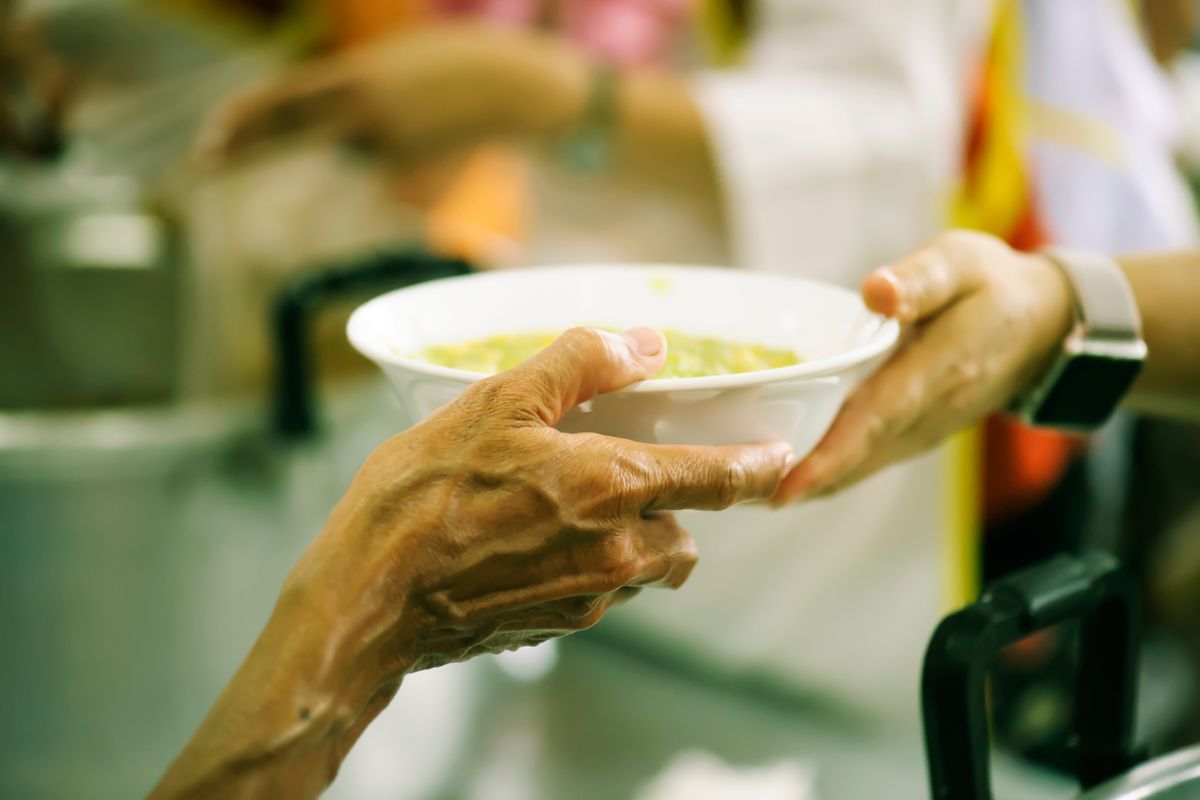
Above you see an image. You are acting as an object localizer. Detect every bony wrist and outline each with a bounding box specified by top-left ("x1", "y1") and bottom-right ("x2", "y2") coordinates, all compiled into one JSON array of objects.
[
  {"x1": 271, "y1": 535, "x2": 421, "y2": 690},
  {"x1": 258, "y1": 580, "x2": 419, "y2": 740}
]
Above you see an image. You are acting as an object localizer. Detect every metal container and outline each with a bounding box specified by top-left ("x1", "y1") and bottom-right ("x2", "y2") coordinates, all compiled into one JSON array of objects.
[
  {"x1": 0, "y1": 165, "x2": 180, "y2": 409},
  {"x1": 0, "y1": 250, "x2": 469, "y2": 799}
]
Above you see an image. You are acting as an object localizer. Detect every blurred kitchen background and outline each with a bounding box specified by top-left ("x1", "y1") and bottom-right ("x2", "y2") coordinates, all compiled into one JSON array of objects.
[{"x1": 5, "y1": 1, "x2": 1200, "y2": 798}]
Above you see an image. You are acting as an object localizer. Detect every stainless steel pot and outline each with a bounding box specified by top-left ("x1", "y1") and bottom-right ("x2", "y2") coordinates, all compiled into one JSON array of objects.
[
  {"x1": 0, "y1": 400, "x2": 337, "y2": 798},
  {"x1": 0, "y1": 165, "x2": 180, "y2": 409},
  {"x1": 0, "y1": 250, "x2": 470, "y2": 799},
  {"x1": 921, "y1": 552, "x2": 1200, "y2": 799}
]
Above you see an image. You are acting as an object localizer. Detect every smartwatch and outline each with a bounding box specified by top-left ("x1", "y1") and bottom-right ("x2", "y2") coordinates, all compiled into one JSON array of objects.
[{"x1": 1010, "y1": 247, "x2": 1147, "y2": 431}]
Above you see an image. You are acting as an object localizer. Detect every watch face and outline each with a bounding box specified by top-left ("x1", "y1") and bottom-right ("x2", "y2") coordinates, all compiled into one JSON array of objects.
[{"x1": 1032, "y1": 352, "x2": 1144, "y2": 429}]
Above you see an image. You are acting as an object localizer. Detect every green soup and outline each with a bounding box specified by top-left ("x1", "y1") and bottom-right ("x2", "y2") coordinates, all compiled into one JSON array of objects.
[{"x1": 418, "y1": 330, "x2": 801, "y2": 378}]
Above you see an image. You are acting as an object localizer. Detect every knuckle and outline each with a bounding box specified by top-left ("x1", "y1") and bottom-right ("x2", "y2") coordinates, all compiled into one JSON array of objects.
[
  {"x1": 862, "y1": 412, "x2": 889, "y2": 448},
  {"x1": 678, "y1": 533, "x2": 700, "y2": 564},
  {"x1": 474, "y1": 373, "x2": 536, "y2": 423},
  {"x1": 870, "y1": 376, "x2": 924, "y2": 443},
  {"x1": 461, "y1": 375, "x2": 509, "y2": 412},
  {"x1": 606, "y1": 560, "x2": 639, "y2": 589},
  {"x1": 573, "y1": 442, "x2": 656, "y2": 518},
  {"x1": 563, "y1": 327, "x2": 612, "y2": 363},
  {"x1": 897, "y1": 376, "x2": 927, "y2": 422},
  {"x1": 613, "y1": 448, "x2": 658, "y2": 503},
  {"x1": 663, "y1": 546, "x2": 700, "y2": 589},
  {"x1": 942, "y1": 360, "x2": 984, "y2": 414},
  {"x1": 714, "y1": 458, "x2": 747, "y2": 508},
  {"x1": 597, "y1": 538, "x2": 640, "y2": 587}
]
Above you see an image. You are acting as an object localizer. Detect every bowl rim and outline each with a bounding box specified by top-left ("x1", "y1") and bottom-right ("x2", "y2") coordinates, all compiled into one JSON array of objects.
[{"x1": 347, "y1": 264, "x2": 900, "y2": 393}]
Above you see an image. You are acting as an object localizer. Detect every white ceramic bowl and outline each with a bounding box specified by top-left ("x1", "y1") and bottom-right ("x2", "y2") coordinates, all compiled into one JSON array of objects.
[{"x1": 348, "y1": 264, "x2": 898, "y2": 460}]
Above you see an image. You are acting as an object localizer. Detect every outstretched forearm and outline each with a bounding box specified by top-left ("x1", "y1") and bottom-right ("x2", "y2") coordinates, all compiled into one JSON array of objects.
[
  {"x1": 612, "y1": 68, "x2": 723, "y2": 201},
  {"x1": 149, "y1": 527, "x2": 419, "y2": 799},
  {"x1": 1118, "y1": 251, "x2": 1200, "y2": 418},
  {"x1": 150, "y1": 327, "x2": 792, "y2": 797}
]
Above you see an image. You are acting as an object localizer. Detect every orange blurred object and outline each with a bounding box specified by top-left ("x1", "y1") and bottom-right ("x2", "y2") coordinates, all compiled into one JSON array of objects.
[
  {"x1": 425, "y1": 143, "x2": 529, "y2": 265},
  {"x1": 324, "y1": 0, "x2": 427, "y2": 46},
  {"x1": 322, "y1": 0, "x2": 529, "y2": 267}
]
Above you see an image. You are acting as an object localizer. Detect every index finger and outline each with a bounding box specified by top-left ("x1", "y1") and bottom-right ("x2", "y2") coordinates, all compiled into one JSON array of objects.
[{"x1": 632, "y1": 439, "x2": 796, "y2": 511}]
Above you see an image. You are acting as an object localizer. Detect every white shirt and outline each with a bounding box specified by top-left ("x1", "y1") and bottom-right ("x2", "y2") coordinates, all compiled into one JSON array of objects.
[{"x1": 522, "y1": 0, "x2": 978, "y2": 725}]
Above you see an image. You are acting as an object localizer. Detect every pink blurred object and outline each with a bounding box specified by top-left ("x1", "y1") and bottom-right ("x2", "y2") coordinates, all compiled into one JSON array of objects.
[
  {"x1": 429, "y1": 0, "x2": 693, "y2": 65},
  {"x1": 561, "y1": 0, "x2": 692, "y2": 65}
]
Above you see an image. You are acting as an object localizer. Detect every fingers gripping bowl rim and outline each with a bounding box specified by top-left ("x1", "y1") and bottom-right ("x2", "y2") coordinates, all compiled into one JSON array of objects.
[
  {"x1": 347, "y1": 264, "x2": 899, "y2": 457},
  {"x1": 348, "y1": 265, "x2": 900, "y2": 390}
]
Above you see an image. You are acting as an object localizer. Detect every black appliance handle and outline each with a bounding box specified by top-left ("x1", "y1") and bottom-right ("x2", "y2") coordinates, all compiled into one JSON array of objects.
[
  {"x1": 272, "y1": 248, "x2": 472, "y2": 439},
  {"x1": 922, "y1": 551, "x2": 1142, "y2": 799}
]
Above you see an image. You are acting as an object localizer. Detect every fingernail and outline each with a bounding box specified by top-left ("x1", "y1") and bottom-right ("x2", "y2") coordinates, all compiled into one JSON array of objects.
[
  {"x1": 620, "y1": 327, "x2": 664, "y2": 358},
  {"x1": 775, "y1": 454, "x2": 825, "y2": 507},
  {"x1": 772, "y1": 485, "x2": 810, "y2": 509},
  {"x1": 870, "y1": 267, "x2": 909, "y2": 319}
]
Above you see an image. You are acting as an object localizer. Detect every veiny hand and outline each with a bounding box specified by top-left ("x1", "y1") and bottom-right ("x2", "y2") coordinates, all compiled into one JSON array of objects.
[
  {"x1": 152, "y1": 326, "x2": 793, "y2": 799},
  {"x1": 194, "y1": 24, "x2": 585, "y2": 168},
  {"x1": 322, "y1": 326, "x2": 793, "y2": 670},
  {"x1": 773, "y1": 230, "x2": 1075, "y2": 505}
]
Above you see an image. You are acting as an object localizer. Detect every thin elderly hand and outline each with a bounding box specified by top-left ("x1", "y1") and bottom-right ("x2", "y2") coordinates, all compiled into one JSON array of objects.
[
  {"x1": 152, "y1": 326, "x2": 792, "y2": 800},
  {"x1": 339, "y1": 326, "x2": 793, "y2": 668},
  {"x1": 773, "y1": 230, "x2": 1075, "y2": 504}
]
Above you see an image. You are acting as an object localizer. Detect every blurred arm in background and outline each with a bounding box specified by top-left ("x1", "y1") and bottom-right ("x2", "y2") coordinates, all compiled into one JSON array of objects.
[
  {"x1": 774, "y1": 231, "x2": 1200, "y2": 505},
  {"x1": 194, "y1": 0, "x2": 961, "y2": 276},
  {"x1": 149, "y1": 327, "x2": 793, "y2": 799},
  {"x1": 194, "y1": 23, "x2": 722, "y2": 202}
]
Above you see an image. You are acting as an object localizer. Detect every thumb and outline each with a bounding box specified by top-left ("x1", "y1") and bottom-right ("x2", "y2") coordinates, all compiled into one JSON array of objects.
[
  {"x1": 502, "y1": 327, "x2": 666, "y2": 425},
  {"x1": 861, "y1": 233, "x2": 987, "y2": 324}
]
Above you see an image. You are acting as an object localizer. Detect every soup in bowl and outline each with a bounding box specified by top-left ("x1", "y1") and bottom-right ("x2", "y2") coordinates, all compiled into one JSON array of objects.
[
  {"x1": 348, "y1": 264, "x2": 898, "y2": 460},
  {"x1": 418, "y1": 329, "x2": 802, "y2": 378}
]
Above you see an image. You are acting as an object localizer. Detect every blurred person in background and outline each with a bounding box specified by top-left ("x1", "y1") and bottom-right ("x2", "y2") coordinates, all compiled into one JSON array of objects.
[
  {"x1": 3, "y1": 0, "x2": 1194, "y2": 795},
  {"x1": 196, "y1": 0, "x2": 974, "y2": 736},
  {"x1": 194, "y1": 0, "x2": 1199, "y2": 735}
]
